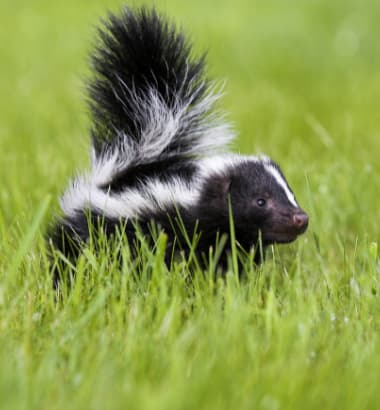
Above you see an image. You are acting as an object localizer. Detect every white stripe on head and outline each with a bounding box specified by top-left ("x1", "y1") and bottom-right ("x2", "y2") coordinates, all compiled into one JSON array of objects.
[
  {"x1": 263, "y1": 163, "x2": 298, "y2": 208},
  {"x1": 198, "y1": 154, "x2": 299, "y2": 208}
]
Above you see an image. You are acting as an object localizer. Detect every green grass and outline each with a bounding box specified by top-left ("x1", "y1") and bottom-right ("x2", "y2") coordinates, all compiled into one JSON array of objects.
[{"x1": 1, "y1": 0, "x2": 380, "y2": 409}]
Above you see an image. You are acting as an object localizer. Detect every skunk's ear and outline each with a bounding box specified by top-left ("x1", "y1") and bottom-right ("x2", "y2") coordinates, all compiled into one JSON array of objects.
[{"x1": 201, "y1": 174, "x2": 232, "y2": 204}]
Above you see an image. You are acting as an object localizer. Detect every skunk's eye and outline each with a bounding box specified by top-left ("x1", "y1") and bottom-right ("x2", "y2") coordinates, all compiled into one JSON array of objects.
[{"x1": 256, "y1": 198, "x2": 266, "y2": 207}]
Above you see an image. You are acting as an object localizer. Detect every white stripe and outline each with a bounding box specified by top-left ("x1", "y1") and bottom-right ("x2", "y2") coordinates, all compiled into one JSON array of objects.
[
  {"x1": 197, "y1": 154, "x2": 258, "y2": 178},
  {"x1": 94, "y1": 85, "x2": 235, "y2": 172},
  {"x1": 264, "y1": 164, "x2": 298, "y2": 207},
  {"x1": 60, "y1": 175, "x2": 200, "y2": 219}
]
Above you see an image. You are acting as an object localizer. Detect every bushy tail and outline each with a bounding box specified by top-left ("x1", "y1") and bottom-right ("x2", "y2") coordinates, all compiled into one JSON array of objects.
[{"x1": 88, "y1": 7, "x2": 234, "y2": 168}]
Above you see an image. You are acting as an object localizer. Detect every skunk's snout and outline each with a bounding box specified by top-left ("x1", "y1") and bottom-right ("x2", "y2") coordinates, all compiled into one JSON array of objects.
[{"x1": 292, "y1": 211, "x2": 308, "y2": 232}]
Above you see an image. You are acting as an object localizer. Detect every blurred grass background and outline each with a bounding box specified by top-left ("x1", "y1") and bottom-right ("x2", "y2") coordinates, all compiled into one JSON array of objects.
[{"x1": 0, "y1": 0, "x2": 380, "y2": 409}]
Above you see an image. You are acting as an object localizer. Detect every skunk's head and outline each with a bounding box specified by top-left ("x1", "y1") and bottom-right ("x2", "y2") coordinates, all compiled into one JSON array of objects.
[
  {"x1": 198, "y1": 156, "x2": 308, "y2": 248},
  {"x1": 230, "y1": 157, "x2": 308, "y2": 245}
]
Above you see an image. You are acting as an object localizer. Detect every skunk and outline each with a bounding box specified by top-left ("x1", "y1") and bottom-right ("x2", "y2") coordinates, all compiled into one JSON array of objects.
[{"x1": 49, "y1": 6, "x2": 308, "y2": 279}]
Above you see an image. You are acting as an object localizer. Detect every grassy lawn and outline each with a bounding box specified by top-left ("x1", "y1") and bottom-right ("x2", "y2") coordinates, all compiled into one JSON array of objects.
[{"x1": 1, "y1": 0, "x2": 380, "y2": 409}]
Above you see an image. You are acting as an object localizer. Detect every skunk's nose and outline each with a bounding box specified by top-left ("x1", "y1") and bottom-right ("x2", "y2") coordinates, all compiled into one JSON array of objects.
[{"x1": 293, "y1": 212, "x2": 309, "y2": 230}]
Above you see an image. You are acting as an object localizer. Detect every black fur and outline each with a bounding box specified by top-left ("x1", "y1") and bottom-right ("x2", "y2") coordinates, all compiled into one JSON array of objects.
[{"x1": 100, "y1": 157, "x2": 198, "y2": 192}]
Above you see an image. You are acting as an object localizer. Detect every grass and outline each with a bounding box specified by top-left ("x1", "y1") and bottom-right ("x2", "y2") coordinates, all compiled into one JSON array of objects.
[{"x1": 1, "y1": 0, "x2": 380, "y2": 409}]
